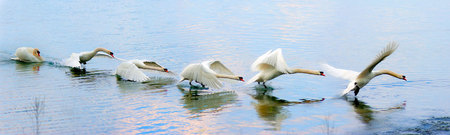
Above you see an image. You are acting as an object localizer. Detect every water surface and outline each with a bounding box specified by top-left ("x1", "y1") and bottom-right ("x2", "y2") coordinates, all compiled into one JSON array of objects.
[{"x1": 1, "y1": 0, "x2": 449, "y2": 134}]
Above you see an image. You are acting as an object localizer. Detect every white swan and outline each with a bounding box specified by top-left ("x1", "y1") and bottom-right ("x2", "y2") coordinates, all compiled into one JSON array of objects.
[
  {"x1": 11, "y1": 47, "x2": 44, "y2": 62},
  {"x1": 64, "y1": 47, "x2": 114, "y2": 68},
  {"x1": 115, "y1": 59, "x2": 169, "y2": 82},
  {"x1": 322, "y1": 42, "x2": 407, "y2": 96},
  {"x1": 179, "y1": 60, "x2": 244, "y2": 89},
  {"x1": 247, "y1": 48, "x2": 325, "y2": 88}
]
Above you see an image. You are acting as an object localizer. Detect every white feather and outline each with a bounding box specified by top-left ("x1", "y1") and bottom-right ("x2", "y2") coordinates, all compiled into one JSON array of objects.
[
  {"x1": 180, "y1": 63, "x2": 223, "y2": 89},
  {"x1": 203, "y1": 60, "x2": 235, "y2": 75},
  {"x1": 321, "y1": 63, "x2": 359, "y2": 81},
  {"x1": 12, "y1": 47, "x2": 43, "y2": 62},
  {"x1": 324, "y1": 42, "x2": 402, "y2": 96},
  {"x1": 64, "y1": 53, "x2": 82, "y2": 68},
  {"x1": 115, "y1": 59, "x2": 169, "y2": 82},
  {"x1": 115, "y1": 61, "x2": 150, "y2": 82},
  {"x1": 251, "y1": 48, "x2": 290, "y2": 73}
]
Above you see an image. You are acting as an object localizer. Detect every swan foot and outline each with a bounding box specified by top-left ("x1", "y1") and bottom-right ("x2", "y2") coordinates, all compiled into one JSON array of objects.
[
  {"x1": 263, "y1": 82, "x2": 267, "y2": 88},
  {"x1": 354, "y1": 86, "x2": 360, "y2": 96}
]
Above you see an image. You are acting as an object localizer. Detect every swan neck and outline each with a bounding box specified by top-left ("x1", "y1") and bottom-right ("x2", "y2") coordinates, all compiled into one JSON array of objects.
[
  {"x1": 290, "y1": 68, "x2": 320, "y2": 75},
  {"x1": 376, "y1": 69, "x2": 403, "y2": 79},
  {"x1": 215, "y1": 74, "x2": 239, "y2": 80}
]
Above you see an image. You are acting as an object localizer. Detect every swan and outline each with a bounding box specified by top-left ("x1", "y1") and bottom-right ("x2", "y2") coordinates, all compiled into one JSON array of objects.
[
  {"x1": 64, "y1": 47, "x2": 114, "y2": 68},
  {"x1": 247, "y1": 48, "x2": 325, "y2": 88},
  {"x1": 322, "y1": 42, "x2": 407, "y2": 96},
  {"x1": 179, "y1": 60, "x2": 244, "y2": 89},
  {"x1": 11, "y1": 47, "x2": 44, "y2": 62},
  {"x1": 115, "y1": 58, "x2": 169, "y2": 82}
]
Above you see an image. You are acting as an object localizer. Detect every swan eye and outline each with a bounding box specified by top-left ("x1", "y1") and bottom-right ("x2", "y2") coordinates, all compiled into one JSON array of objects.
[
  {"x1": 37, "y1": 51, "x2": 40, "y2": 54},
  {"x1": 354, "y1": 82, "x2": 358, "y2": 85},
  {"x1": 163, "y1": 68, "x2": 168, "y2": 72},
  {"x1": 238, "y1": 77, "x2": 243, "y2": 80},
  {"x1": 109, "y1": 52, "x2": 114, "y2": 55}
]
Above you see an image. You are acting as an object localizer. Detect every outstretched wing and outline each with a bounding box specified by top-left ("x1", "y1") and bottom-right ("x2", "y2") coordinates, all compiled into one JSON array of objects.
[
  {"x1": 322, "y1": 63, "x2": 359, "y2": 81},
  {"x1": 358, "y1": 42, "x2": 399, "y2": 78},
  {"x1": 64, "y1": 53, "x2": 81, "y2": 68},
  {"x1": 115, "y1": 61, "x2": 149, "y2": 82},
  {"x1": 143, "y1": 61, "x2": 164, "y2": 68},
  {"x1": 203, "y1": 61, "x2": 235, "y2": 75},
  {"x1": 251, "y1": 48, "x2": 290, "y2": 73},
  {"x1": 180, "y1": 64, "x2": 222, "y2": 89}
]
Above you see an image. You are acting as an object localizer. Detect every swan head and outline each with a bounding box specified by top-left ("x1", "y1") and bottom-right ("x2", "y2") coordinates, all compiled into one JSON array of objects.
[
  {"x1": 163, "y1": 68, "x2": 168, "y2": 72},
  {"x1": 109, "y1": 52, "x2": 115, "y2": 58},
  {"x1": 238, "y1": 76, "x2": 245, "y2": 82},
  {"x1": 319, "y1": 71, "x2": 325, "y2": 76},
  {"x1": 402, "y1": 75, "x2": 407, "y2": 81},
  {"x1": 33, "y1": 48, "x2": 41, "y2": 57}
]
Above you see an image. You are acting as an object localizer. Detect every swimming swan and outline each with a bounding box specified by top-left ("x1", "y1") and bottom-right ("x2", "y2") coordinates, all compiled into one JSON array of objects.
[
  {"x1": 322, "y1": 42, "x2": 407, "y2": 96},
  {"x1": 179, "y1": 60, "x2": 244, "y2": 89},
  {"x1": 247, "y1": 48, "x2": 325, "y2": 88},
  {"x1": 11, "y1": 47, "x2": 44, "y2": 62}
]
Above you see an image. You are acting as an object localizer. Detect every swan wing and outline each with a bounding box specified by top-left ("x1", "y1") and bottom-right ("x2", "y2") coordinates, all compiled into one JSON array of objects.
[
  {"x1": 321, "y1": 63, "x2": 359, "y2": 81},
  {"x1": 115, "y1": 61, "x2": 149, "y2": 82},
  {"x1": 251, "y1": 48, "x2": 290, "y2": 73},
  {"x1": 143, "y1": 61, "x2": 164, "y2": 68},
  {"x1": 359, "y1": 42, "x2": 399, "y2": 78},
  {"x1": 94, "y1": 53, "x2": 114, "y2": 59},
  {"x1": 180, "y1": 64, "x2": 222, "y2": 89},
  {"x1": 204, "y1": 61, "x2": 235, "y2": 75},
  {"x1": 64, "y1": 53, "x2": 81, "y2": 68},
  {"x1": 341, "y1": 81, "x2": 357, "y2": 96}
]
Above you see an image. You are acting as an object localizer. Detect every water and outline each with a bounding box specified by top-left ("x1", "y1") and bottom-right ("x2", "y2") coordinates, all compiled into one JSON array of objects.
[{"x1": 1, "y1": 0, "x2": 450, "y2": 134}]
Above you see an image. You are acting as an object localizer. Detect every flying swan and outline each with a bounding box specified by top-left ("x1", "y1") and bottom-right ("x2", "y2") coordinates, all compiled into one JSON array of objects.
[
  {"x1": 247, "y1": 48, "x2": 325, "y2": 88},
  {"x1": 322, "y1": 42, "x2": 407, "y2": 96},
  {"x1": 115, "y1": 58, "x2": 169, "y2": 82},
  {"x1": 179, "y1": 60, "x2": 244, "y2": 89},
  {"x1": 64, "y1": 47, "x2": 114, "y2": 68}
]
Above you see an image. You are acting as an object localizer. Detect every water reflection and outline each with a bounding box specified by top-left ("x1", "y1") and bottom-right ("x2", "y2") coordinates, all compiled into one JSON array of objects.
[
  {"x1": 345, "y1": 97, "x2": 406, "y2": 125},
  {"x1": 15, "y1": 61, "x2": 42, "y2": 73},
  {"x1": 250, "y1": 88, "x2": 325, "y2": 130},
  {"x1": 345, "y1": 97, "x2": 374, "y2": 124},
  {"x1": 66, "y1": 69, "x2": 113, "y2": 84},
  {"x1": 177, "y1": 85, "x2": 238, "y2": 116},
  {"x1": 116, "y1": 77, "x2": 175, "y2": 93}
]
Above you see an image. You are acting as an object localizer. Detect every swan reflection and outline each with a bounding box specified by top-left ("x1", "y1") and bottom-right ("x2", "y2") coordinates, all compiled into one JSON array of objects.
[
  {"x1": 250, "y1": 89, "x2": 325, "y2": 130},
  {"x1": 177, "y1": 85, "x2": 238, "y2": 115},
  {"x1": 345, "y1": 97, "x2": 406, "y2": 124},
  {"x1": 116, "y1": 76, "x2": 175, "y2": 93},
  {"x1": 15, "y1": 61, "x2": 42, "y2": 73}
]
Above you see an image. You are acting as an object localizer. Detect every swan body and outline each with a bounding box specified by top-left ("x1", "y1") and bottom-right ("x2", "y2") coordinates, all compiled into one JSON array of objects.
[
  {"x1": 115, "y1": 59, "x2": 169, "y2": 82},
  {"x1": 11, "y1": 47, "x2": 44, "y2": 62},
  {"x1": 179, "y1": 60, "x2": 244, "y2": 89},
  {"x1": 247, "y1": 48, "x2": 325, "y2": 87},
  {"x1": 64, "y1": 47, "x2": 114, "y2": 68},
  {"x1": 322, "y1": 42, "x2": 407, "y2": 96}
]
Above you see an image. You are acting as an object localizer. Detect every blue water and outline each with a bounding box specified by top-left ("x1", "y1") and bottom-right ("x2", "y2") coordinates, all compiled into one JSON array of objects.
[{"x1": 1, "y1": 0, "x2": 449, "y2": 134}]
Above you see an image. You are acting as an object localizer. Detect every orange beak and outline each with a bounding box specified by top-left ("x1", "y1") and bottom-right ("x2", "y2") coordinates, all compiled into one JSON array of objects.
[{"x1": 240, "y1": 78, "x2": 245, "y2": 82}]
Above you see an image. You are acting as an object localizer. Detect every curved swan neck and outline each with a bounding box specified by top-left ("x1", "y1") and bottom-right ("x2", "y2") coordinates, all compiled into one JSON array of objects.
[
  {"x1": 375, "y1": 69, "x2": 403, "y2": 79},
  {"x1": 32, "y1": 49, "x2": 44, "y2": 61},
  {"x1": 94, "y1": 48, "x2": 111, "y2": 54},
  {"x1": 290, "y1": 68, "x2": 321, "y2": 75},
  {"x1": 83, "y1": 48, "x2": 111, "y2": 61}
]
